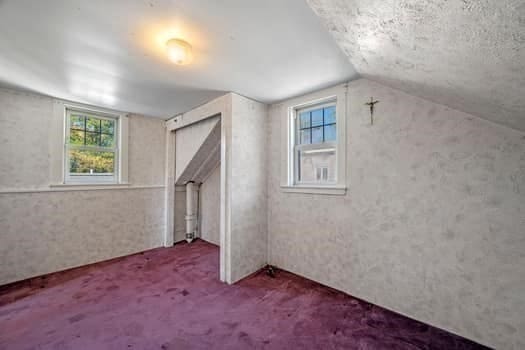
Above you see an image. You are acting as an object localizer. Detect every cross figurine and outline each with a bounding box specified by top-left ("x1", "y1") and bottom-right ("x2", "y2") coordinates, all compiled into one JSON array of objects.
[{"x1": 365, "y1": 97, "x2": 380, "y2": 125}]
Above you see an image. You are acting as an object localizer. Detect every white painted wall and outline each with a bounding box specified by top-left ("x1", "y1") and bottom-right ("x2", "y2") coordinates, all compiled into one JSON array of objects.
[
  {"x1": 200, "y1": 164, "x2": 221, "y2": 245},
  {"x1": 267, "y1": 79, "x2": 525, "y2": 350},
  {"x1": 0, "y1": 88, "x2": 166, "y2": 285}
]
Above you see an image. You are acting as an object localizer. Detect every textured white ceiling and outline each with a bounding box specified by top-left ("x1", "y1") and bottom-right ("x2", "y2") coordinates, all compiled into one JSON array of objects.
[
  {"x1": 0, "y1": 0, "x2": 356, "y2": 118},
  {"x1": 306, "y1": 0, "x2": 525, "y2": 131}
]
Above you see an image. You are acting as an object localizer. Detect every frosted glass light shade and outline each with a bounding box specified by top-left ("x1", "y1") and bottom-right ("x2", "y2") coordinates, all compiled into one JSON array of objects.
[{"x1": 166, "y1": 39, "x2": 192, "y2": 65}]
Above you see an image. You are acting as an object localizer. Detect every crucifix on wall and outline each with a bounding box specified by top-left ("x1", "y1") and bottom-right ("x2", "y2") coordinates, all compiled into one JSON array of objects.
[{"x1": 365, "y1": 97, "x2": 380, "y2": 125}]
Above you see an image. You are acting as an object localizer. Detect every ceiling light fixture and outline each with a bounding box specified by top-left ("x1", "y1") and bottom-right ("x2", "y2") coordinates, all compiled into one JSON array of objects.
[{"x1": 166, "y1": 38, "x2": 193, "y2": 65}]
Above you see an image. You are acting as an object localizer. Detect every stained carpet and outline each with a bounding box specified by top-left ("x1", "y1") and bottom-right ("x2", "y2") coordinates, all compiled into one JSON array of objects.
[{"x1": 0, "y1": 240, "x2": 489, "y2": 349}]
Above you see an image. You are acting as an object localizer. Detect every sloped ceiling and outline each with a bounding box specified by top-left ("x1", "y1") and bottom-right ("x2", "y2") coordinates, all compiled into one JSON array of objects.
[
  {"x1": 176, "y1": 118, "x2": 221, "y2": 185},
  {"x1": 306, "y1": 0, "x2": 525, "y2": 131},
  {"x1": 0, "y1": 0, "x2": 356, "y2": 118},
  {"x1": 175, "y1": 115, "x2": 220, "y2": 184}
]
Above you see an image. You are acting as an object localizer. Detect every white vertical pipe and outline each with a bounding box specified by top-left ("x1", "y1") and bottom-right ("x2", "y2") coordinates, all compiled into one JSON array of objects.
[{"x1": 185, "y1": 181, "x2": 195, "y2": 242}]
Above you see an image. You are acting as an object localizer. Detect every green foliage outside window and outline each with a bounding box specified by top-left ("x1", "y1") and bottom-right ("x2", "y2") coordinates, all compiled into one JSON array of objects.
[
  {"x1": 68, "y1": 113, "x2": 116, "y2": 174},
  {"x1": 69, "y1": 150, "x2": 114, "y2": 174}
]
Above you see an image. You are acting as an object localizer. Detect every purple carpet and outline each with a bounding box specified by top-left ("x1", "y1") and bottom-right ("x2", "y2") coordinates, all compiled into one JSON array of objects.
[{"x1": 0, "y1": 240, "x2": 489, "y2": 350}]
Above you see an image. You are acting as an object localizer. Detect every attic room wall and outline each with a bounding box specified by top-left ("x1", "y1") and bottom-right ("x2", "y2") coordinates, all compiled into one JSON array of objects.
[
  {"x1": 228, "y1": 94, "x2": 268, "y2": 283},
  {"x1": 267, "y1": 79, "x2": 525, "y2": 349},
  {"x1": 0, "y1": 88, "x2": 166, "y2": 286}
]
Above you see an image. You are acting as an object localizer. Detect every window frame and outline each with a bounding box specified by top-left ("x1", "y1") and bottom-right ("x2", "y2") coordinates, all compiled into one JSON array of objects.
[
  {"x1": 280, "y1": 84, "x2": 347, "y2": 195},
  {"x1": 62, "y1": 105, "x2": 128, "y2": 185},
  {"x1": 64, "y1": 108, "x2": 119, "y2": 184},
  {"x1": 293, "y1": 100, "x2": 338, "y2": 186}
]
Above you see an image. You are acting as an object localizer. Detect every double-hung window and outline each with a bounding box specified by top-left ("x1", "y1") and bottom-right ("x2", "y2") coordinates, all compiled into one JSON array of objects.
[
  {"x1": 295, "y1": 102, "x2": 337, "y2": 184},
  {"x1": 281, "y1": 85, "x2": 347, "y2": 195},
  {"x1": 65, "y1": 108, "x2": 119, "y2": 184}
]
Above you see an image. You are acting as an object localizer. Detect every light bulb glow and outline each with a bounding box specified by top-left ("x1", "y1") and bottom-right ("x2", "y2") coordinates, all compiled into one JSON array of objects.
[{"x1": 166, "y1": 38, "x2": 192, "y2": 65}]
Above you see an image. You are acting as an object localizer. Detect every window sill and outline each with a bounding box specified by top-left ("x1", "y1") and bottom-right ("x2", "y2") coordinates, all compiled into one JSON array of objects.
[
  {"x1": 280, "y1": 185, "x2": 346, "y2": 195},
  {"x1": 49, "y1": 182, "x2": 131, "y2": 190}
]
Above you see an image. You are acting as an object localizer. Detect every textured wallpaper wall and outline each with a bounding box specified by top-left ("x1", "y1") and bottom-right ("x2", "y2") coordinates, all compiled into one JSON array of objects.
[
  {"x1": 0, "y1": 88, "x2": 166, "y2": 285},
  {"x1": 2, "y1": 79, "x2": 523, "y2": 348},
  {"x1": 229, "y1": 94, "x2": 268, "y2": 283},
  {"x1": 267, "y1": 79, "x2": 525, "y2": 349}
]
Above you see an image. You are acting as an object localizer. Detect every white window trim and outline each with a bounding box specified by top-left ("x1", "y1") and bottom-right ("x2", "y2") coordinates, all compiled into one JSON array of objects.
[
  {"x1": 280, "y1": 84, "x2": 347, "y2": 195},
  {"x1": 49, "y1": 101, "x2": 129, "y2": 187},
  {"x1": 64, "y1": 108, "x2": 120, "y2": 184}
]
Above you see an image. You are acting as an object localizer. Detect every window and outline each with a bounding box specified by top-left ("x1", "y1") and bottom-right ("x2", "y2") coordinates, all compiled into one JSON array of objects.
[
  {"x1": 281, "y1": 84, "x2": 346, "y2": 195},
  {"x1": 65, "y1": 108, "x2": 119, "y2": 184},
  {"x1": 295, "y1": 102, "x2": 337, "y2": 185}
]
